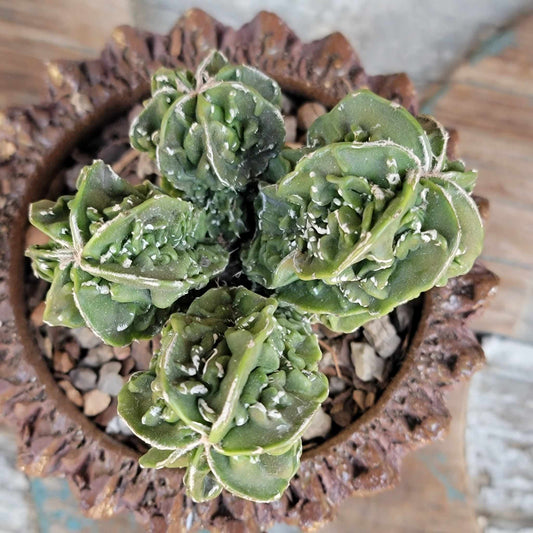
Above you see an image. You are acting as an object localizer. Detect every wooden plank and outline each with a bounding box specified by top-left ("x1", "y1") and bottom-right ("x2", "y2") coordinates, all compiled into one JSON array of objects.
[
  {"x1": 453, "y1": 18, "x2": 533, "y2": 97},
  {"x1": 0, "y1": 0, "x2": 133, "y2": 107},
  {"x1": 469, "y1": 259, "x2": 533, "y2": 341},
  {"x1": 452, "y1": 126, "x2": 533, "y2": 209},
  {"x1": 481, "y1": 200, "x2": 533, "y2": 269},
  {"x1": 429, "y1": 15, "x2": 533, "y2": 342}
]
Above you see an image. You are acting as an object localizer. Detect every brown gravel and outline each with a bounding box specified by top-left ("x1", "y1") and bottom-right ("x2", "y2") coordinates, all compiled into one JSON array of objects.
[
  {"x1": 83, "y1": 389, "x2": 112, "y2": 416},
  {"x1": 53, "y1": 350, "x2": 74, "y2": 374},
  {"x1": 29, "y1": 301, "x2": 45, "y2": 327},
  {"x1": 58, "y1": 380, "x2": 83, "y2": 407},
  {"x1": 297, "y1": 102, "x2": 327, "y2": 130}
]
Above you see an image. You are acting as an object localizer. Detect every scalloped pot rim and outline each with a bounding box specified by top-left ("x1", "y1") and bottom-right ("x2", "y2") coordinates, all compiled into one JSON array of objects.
[{"x1": 0, "y1": 8, "x2": 498, "y2": 533}]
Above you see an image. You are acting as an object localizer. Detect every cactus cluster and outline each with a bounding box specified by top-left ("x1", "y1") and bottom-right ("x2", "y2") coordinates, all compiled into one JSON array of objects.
[
  {"x1": 26, "y1": 161, "x2": 228, "y2": 345},
  {"x1": 130, "y1": 50, "x2": 285, "y2": 241},
  {"x1": 118, "y1": 287, "x2": 328, "y2": 502},
  {"x1": 26, "y1": 51, "x2": 484, "y2": 503},
  {"x1": 242, "y1": 90, "x2": 483, "y2": 332}
]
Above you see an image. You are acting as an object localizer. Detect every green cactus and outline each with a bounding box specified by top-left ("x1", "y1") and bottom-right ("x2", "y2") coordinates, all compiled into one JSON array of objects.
[
  {"x1": 130, "y1": 51, "x2": 285, "y2": 241},
  {"x1": 27, "y1": 51, "x2": 486, "y2": 502},
  {"x1": 26, "y1": 160, "x2": 229, "y2": 345},
  {"x1": 242, "y1": 90, "x2": 484, "y2": 332},
  {"x1": 117, "y1": 287, "x2": 328, "y2": 502}
]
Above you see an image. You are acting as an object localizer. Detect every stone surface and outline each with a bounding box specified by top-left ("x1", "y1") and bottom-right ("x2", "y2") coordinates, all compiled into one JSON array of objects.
[
  {"x1": 363, "y1": 316, "x2": 401, "y2": 358},
  {"x1": 70, "y1": 327, "x2": 101, "y2": 349},
  {"x1": 29, "y1": 302, "x2": 45, "y2": 327},
  {"x1": 283, "y1": 115, "x2": 297, "y2": 143},
  {"x1": 84, "y1": 344, "x2": 114, "y2": 366},
  {"x1": 97, "y1": 367, "x2": 124, "y2": 396},
  {"x1": 351, "y1": 342, "x2": 384, "y2": 382},
  {"x1": 303, "y1": 408, "x2": 332, "y2": 441},
  {"x1": 395, "y1": 303, "x2": 414, "y2": 333},
  {"x1": 296, "y1": 102, "x2": 326, "y2": 130},
  {"x1": 106, "y1": 415, "x2": 134, "y2": 436},
  {"x1": 25, "y1": 226, "x2": 48, "y2": 248},
  {"x1": 52, "y1": 350, "x2": 74, "y2": 373},
  {"x1": 131, "y1": 340, "x2": 152, "y2": 371},
  {"x1": 100, "y1": 361, "x2": 122, "y2": 376},
  {"x1": 57, "y1": 380, "x2": 83, "y2": 407},
  {"x1": 328, "y1": 376, "x2": 347, "y2": 394},
  {"x1": 69, "y1": 367, "x2": 97, "y2": 391},
  {"x1": 113, "y1": 345, "x2": 131, "y2": 360},
  {"x1": 83, "y1": 390, "x2": 111, "y2": 416}
]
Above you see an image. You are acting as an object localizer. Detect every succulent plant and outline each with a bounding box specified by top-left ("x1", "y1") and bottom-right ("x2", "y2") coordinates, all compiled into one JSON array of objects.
[
  {"x1": 118, "y1": 286, "x2": 328, "y2": 502},
  {"x1": 130, "y1": 51, "x2": 285, "y2": 240},
  {"x1": 26, "y1": 49, "x2": 485, "y2": 503},
  {"x1": 242, "y1": 90, "x2": 484, "y2": 332},
  {"x1": 26, "y1": 160, "x2": 229, "y2": 345}
]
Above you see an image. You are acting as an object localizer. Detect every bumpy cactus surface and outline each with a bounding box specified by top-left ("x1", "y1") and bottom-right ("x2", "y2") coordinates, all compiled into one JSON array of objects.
[
  {"x1": 242, "y1": 90, "x2": 483, "y2": 331},
  {"x1": 130, "y1": 51, "x2": 285, "y2": 241},
  {"x1": 118, "y1": 287, "x2": 328, "y2": 502},
  {"x1": 26, "y1": 161, "x2": 229, "y2": 345},
  {"x1": 26, "y1": 51, "x2": 485, "y2": 503}
]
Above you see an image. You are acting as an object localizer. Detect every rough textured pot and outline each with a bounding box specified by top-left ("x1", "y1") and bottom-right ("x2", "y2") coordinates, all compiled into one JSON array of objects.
[{"x1": 0, "y1": 9, "x2": 498, "y2": 533}]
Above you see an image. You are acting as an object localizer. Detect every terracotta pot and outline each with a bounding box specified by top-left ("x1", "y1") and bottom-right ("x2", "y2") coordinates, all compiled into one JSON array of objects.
[{"x1": 0, "y1": 9, "x2": 498, "y2": 533}]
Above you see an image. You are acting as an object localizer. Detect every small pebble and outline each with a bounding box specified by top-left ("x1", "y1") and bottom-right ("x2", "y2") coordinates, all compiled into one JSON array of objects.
[
  {"x1": 83, "y1": 389, "x2": 111, "y2": 417},
  {"x1": 25, "y1": 226, "x2": 49, "y2": 248},
  {"x1": 71, "y1": 327, "x2": 101, "y2": 349},
  {"x1": 331, "y1": 407, "x2": 352, "y2": 428},
  {"x1": 351, "y1": 342, "x2": 384, "y2": 382},
  {"x1": 98, "y1": 373, "x2": 124, "y2": 396},
  {"x1": 363, "y1": 316, "x2": 401, "y2": 358},
  {"x1": 136, "y1": 152, "x2": 157, "y2": 179},
  {"x1": 319, "y1": 351, "x2": 335, "y2": 370},
  {"x1": 395, "y1": 304, "x2": 414, "y2": 332},
  {"x1": 131, "y1": 340, "x2": 152, "y2": 371},
  {"x1": 58, "y1": 380, "x2": 83, "y2": 407},
  {"x1": 63, "y1": 340, "x2": 81, "y2": 360},
  {"x1": 94, "y1": 399, "x2": 118, "y2": 427},
  {"x1": 100, "y1": 361, "x2": 122, "y2": 376},
  {"x1": 106, "y1": 415, "x2": 133, "y2": 436},
  {"x1": 42, "y1": 336, "x2": 53, "y2": 359},
  {"x1": 297, "y1": 102, "x2": 327, "y2": 130},
  {"x1": 281, "y1": 94, "x2": 295, "y2": 115},
  {"x1": 284, "y1": 116, "x2": 297, "y2": 143},
  {"x1": 365, "y1": 391, "x2": 376, "y2": 409},
  {"x1": 113, "y1": 345, "x2": 131, "y2": 360},
  {"x1": 53, "y1": 350, "x2": 74, "y2": 374},
  {"x1": 302, "y1": 408, "x2": 332, "y2": 441},
  {"x1": 120, "y1": 357, "x2": 135, "y2": 376},
  {"x1": 329, "y1": 376, "x2": 347, "y2": 394},
  {"x1": 285, "y1": 141, "x2": 304, "y2": 150},
  {"x1": 70, "y1": 367, "x2": 97, "y2": 391},
  {"x1": 352, "y1": 390, "x2": 366, "y2": 411},
  {"x1": 84, "y1": 344, "x2": 114, "y2": 367},
  {"x1": 30, "y1": 302, "x2": 45, "y2": 327}
]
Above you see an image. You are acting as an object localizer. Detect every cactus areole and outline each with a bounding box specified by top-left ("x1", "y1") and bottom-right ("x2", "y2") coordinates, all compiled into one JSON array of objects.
[{"x1": 25, "y1": 51, "x2": 484, "y2": 503}]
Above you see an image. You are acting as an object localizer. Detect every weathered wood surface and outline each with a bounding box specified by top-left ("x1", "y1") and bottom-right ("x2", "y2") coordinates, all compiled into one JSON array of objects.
[
  {"x1": 0, "y1": 0, "x2": 132, "y2": 108},
  {"x1": 424, "y1": 15, "x2": 533, "y2": 342}
]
